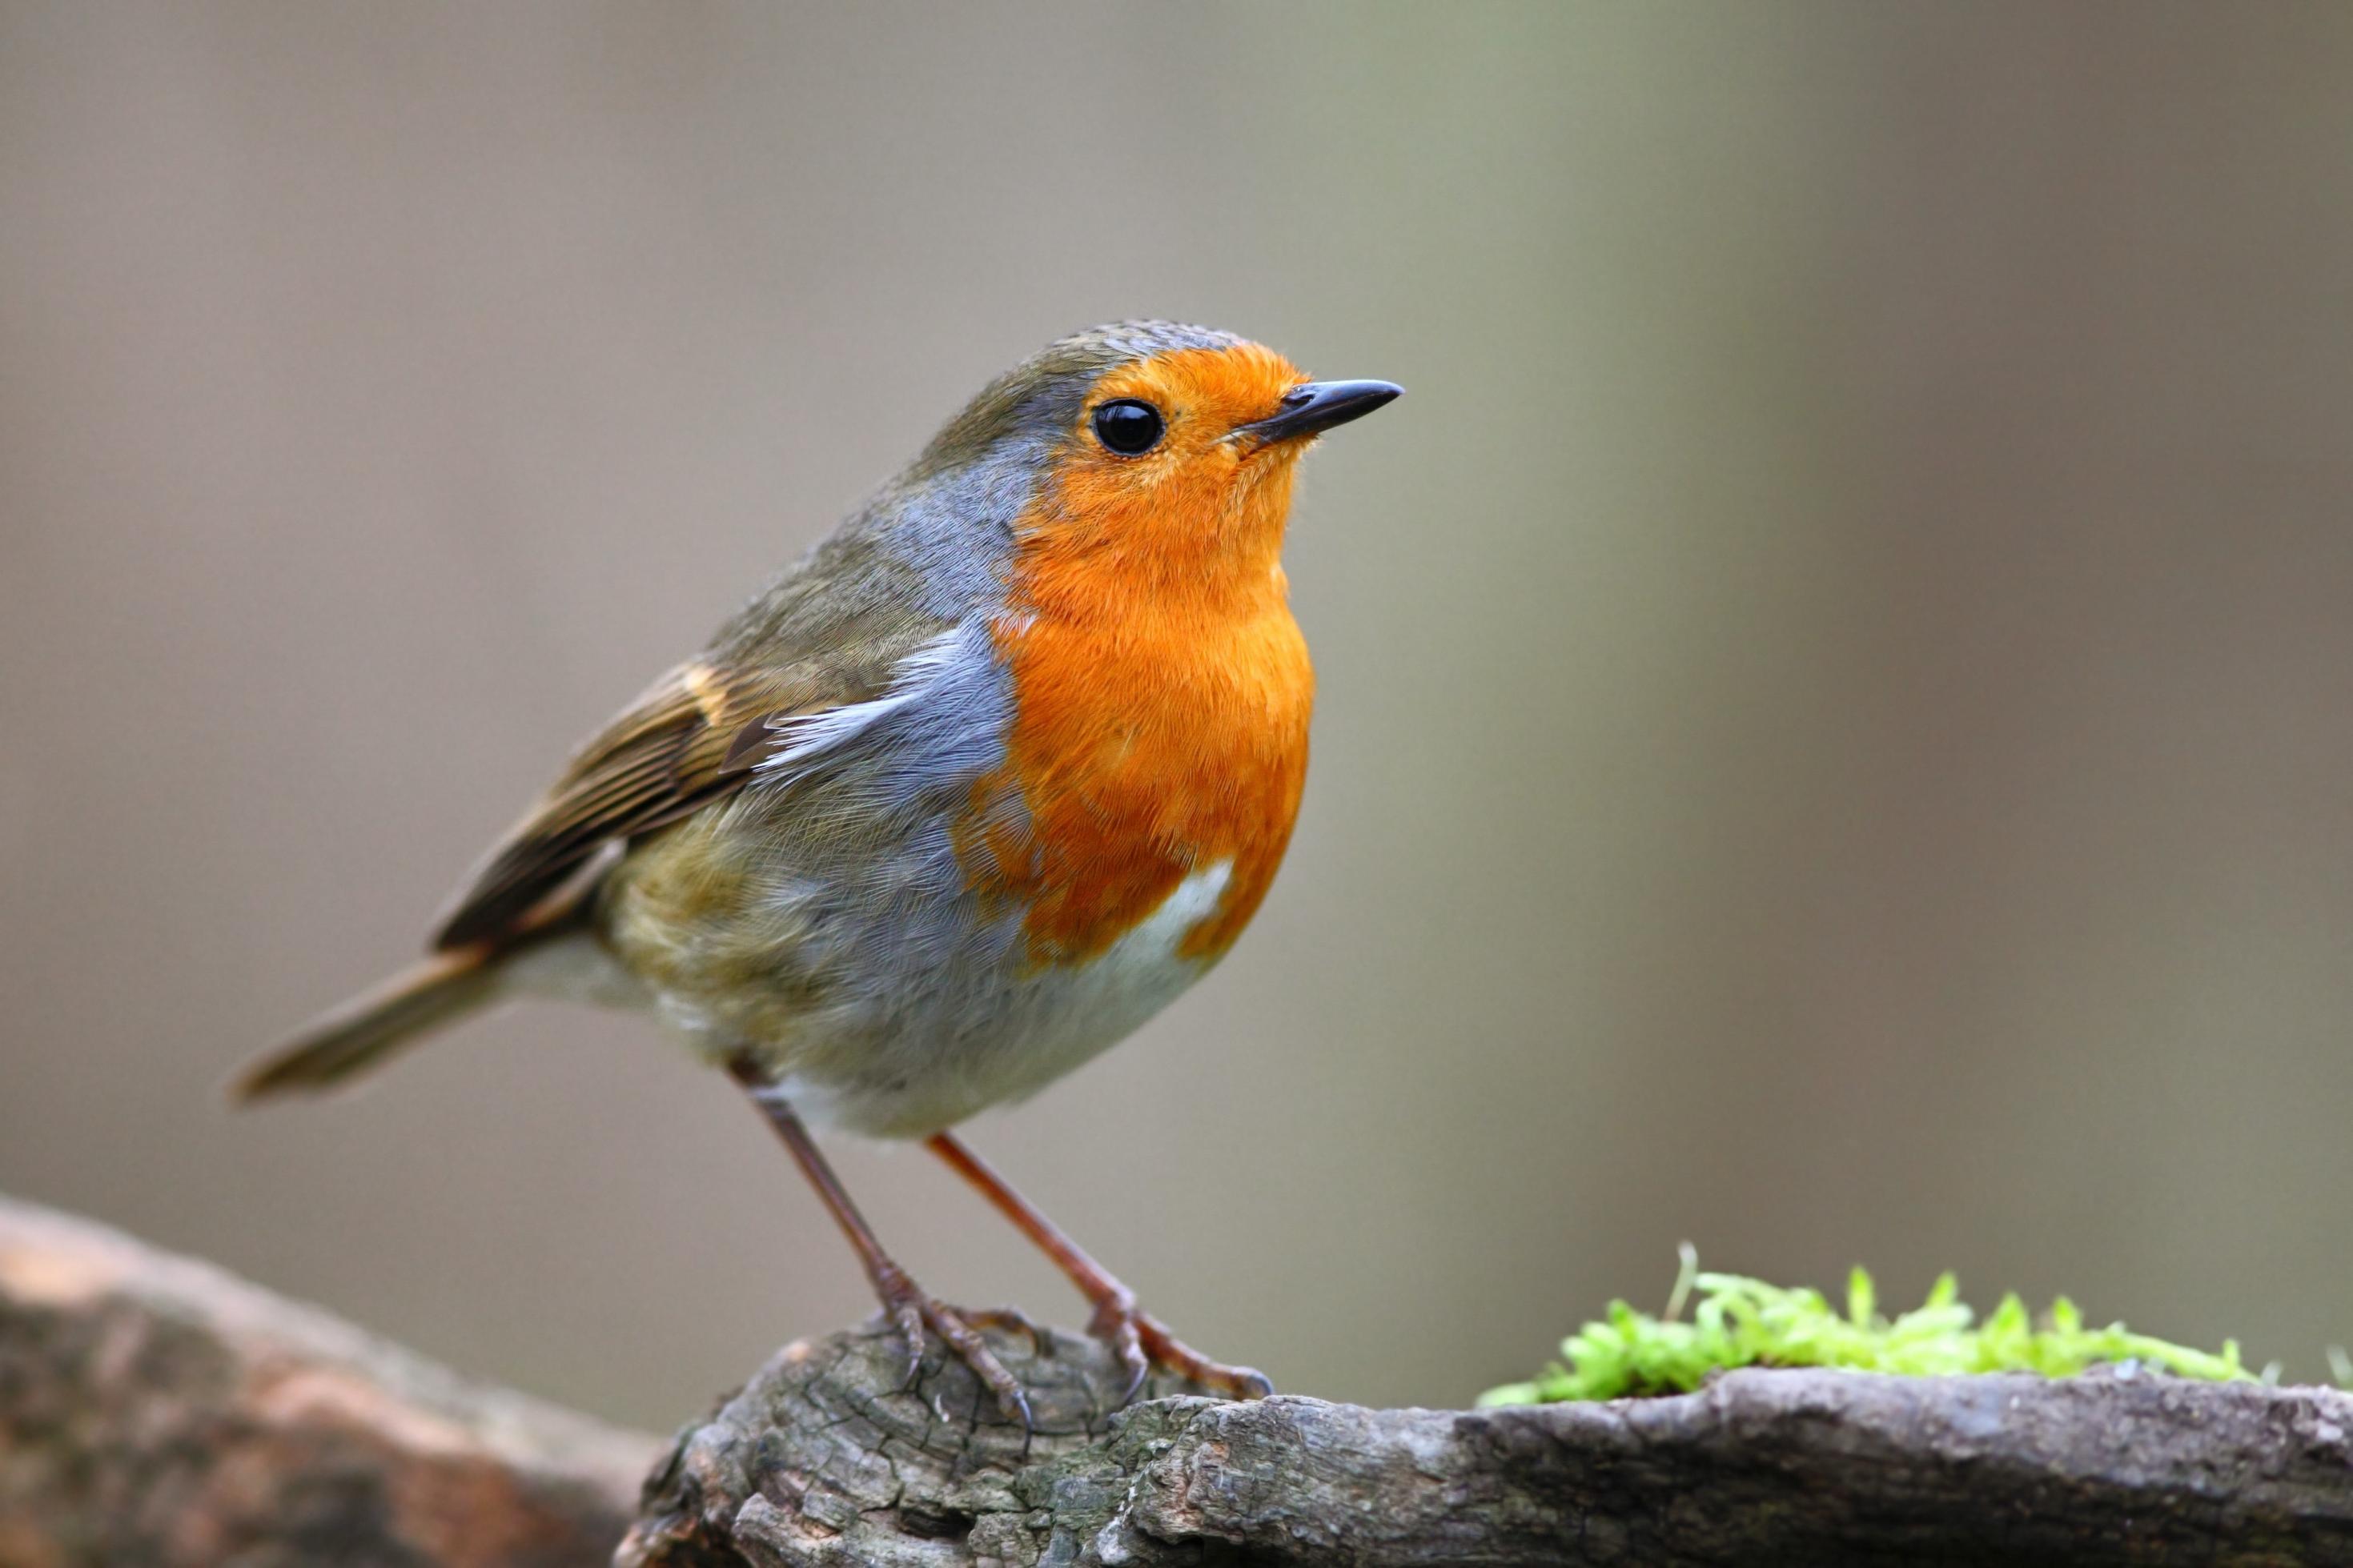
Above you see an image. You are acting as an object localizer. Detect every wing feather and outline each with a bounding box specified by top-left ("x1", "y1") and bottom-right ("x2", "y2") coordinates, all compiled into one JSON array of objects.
[
  {"x1": 429, "y1": 661, "x2": 825, "y2": 951},
  {"x1": 428, "y1": 593, "x2": 969, "y2": 955}
]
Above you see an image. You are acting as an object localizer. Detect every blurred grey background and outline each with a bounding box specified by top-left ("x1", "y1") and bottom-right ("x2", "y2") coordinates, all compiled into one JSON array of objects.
[{"x1": 4, "y1": 2, "x2": 2351, "y2": 1430}]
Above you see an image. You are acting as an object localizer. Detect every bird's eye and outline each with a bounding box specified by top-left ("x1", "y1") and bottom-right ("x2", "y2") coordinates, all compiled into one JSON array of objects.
[{"x1": 1091, "y1": 399, "x2": 1165, "y2": 456}]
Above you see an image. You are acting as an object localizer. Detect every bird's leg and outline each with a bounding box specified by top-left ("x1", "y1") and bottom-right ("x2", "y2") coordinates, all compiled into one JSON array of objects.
[
  {"x1": 727, "y1": 1057, "x2": 1031, "y2": 1429},
  {"x1": 924, "y1": 1130, "x2": 1274, "y2": 1405}
]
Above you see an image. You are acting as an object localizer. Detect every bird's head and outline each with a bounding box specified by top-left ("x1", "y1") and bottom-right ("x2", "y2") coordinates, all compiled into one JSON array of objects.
[{"x1": 914, "y1": 322, "x2": 1399, "y2": 611}]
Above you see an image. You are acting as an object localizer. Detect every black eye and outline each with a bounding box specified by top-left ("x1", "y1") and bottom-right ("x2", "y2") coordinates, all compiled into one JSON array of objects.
[{"x1": 1091, "y1": 399, "x2": 1165, "y2": 455}]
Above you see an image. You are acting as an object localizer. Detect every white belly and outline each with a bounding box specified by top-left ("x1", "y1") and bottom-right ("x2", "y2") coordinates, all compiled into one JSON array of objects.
[
  {"x1": 540, "y1": 860, "x2": 1238, "y2": 1138},
  {"x1": 777, "y1": 859, "x2": 1235, "y2": 1137}
]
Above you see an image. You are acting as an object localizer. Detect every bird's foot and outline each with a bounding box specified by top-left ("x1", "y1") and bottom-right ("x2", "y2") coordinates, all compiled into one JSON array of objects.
[
  {"x1": 1087, "y1": 1290, "x2": 1274, "y2": 1406},
  {"x1": 871, "y1": 1264, "x2": 1033, "y2": 1430}
]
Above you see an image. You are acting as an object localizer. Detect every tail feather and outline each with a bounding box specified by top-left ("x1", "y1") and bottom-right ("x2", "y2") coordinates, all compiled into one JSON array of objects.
[{"x1": 234, "y1": 950, "x2": 501, "y2": 1101}]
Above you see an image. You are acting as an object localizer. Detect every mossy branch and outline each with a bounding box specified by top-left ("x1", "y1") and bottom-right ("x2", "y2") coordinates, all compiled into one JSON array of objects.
[
  {"x1": 1479, "y1": 1245, "x2": 2270, "y2": 1406},
  {"x1": 624, "y1": 1316, "x2": 2353, "y2": 1568},
  {"x1": 5, "y1": 1193, "x2": 2351, "y2": 1567}
]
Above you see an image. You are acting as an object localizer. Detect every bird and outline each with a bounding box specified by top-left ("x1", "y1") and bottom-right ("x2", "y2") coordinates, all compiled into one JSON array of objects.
[{"x1": 235, "y1": 320, "x2": 1400, "y2": 1423}]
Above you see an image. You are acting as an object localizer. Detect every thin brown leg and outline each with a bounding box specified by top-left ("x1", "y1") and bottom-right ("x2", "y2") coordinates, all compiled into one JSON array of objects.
[
  {"x1": 925, "y1": 1129, "x2": 1273, "y2": 1404},
  {"x1": 727, "y1": 1057, "x2": 1030, "y2": 1428}
]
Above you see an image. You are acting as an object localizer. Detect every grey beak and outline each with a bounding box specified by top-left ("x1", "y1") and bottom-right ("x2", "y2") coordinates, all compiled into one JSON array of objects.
[{"x1": 1239, "y1": 379, "x2": 1403, "y2": 445}]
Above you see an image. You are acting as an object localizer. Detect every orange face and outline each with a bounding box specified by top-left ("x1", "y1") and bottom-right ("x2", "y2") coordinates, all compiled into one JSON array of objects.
[
  {"x1": 1018, "y1": 342, "x2": 1315, "y2": 611},
  {"x1": 962, "y1": 341, "x2": 1331, "y2": 968}
]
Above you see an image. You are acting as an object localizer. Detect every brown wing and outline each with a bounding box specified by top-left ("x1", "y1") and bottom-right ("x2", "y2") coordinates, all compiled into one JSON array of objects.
[{"x1": 430, "y1": 660, "x2": 828, "y2": 952}]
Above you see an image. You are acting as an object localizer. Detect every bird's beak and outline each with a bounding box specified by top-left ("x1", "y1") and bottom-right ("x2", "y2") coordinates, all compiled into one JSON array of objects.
[{"x1": 1237, "y1": 379, "x2": 1403, "y2": 447}]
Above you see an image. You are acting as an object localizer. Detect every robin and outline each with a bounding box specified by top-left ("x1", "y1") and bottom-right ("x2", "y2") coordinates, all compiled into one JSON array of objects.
[{"x1": 235, "y1": 321, "x2": 1400, "y2": 1422}]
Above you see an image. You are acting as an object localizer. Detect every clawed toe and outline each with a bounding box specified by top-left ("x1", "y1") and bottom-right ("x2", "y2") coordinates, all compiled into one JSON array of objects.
[
  {"x1": 1088, "y1": 1297, "x2": 1150, "y2": 1404},
  {"x1": 961, "y1": 1304, "x2": 1046, "y2": 1353},
  {"x1": 924, "y1": 1301, "x2": 1034, "y2": 1430},
  {"x1": 1089, "y1": 1302, "x2": 1271, "y2": 1404},
  {"x1": 881, "y1": 1284, "x2": 1266, "y2": 1418},
  {"x1": 874, "y1": 1275, "x2": 1033, "y2": 1429},
  {"x1": 920, "y1": 1133, "x2": 1273, "y2": 1408},
  {"x1": 885, "y1": 1297, "x2": 928, "y2": 1386}
]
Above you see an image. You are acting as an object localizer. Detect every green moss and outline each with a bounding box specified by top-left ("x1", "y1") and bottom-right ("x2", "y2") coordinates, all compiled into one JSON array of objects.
[{"x1": 1478, "y1": 1246, "x2": 2266, "y2": 1406}]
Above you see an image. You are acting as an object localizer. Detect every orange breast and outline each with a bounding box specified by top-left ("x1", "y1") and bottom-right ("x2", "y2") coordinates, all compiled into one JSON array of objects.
[{"x1": 958, "y1": 514, "x2": 1314, "y2": 968}]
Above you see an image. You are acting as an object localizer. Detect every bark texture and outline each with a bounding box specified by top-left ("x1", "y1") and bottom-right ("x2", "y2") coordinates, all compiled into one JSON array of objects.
[
  {"x1": 625, "y1": 1319, "x2": 2353, "y2": 1568},
  {"x1": 5, "y1": 1192, "x2": 2351, "y2": 1567},
  {"x1": 0, "y1": 1194, "x2": 652, "y2": 1567}
]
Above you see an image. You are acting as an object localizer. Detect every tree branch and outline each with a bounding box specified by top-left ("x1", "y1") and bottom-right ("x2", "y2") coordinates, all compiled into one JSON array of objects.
[
  {"x1": 6, "y1": 1191, "x2": 2350, "y2": 1567},
  {"x1": 0, "y1": 1193, "x2": 652, "y2": 1566},
  {"x1": 624, "y1": 1316, "x2": 2353, "y2": 1568}
]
